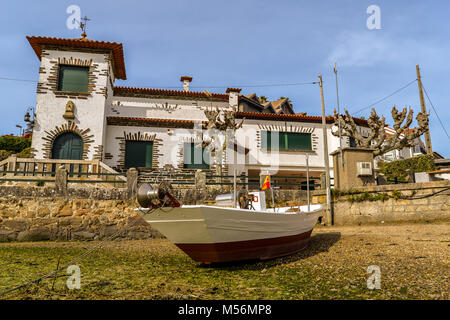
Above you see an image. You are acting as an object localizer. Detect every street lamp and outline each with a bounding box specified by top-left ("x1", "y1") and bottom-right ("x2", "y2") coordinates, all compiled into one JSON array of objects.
[
  {"x1": 23, "y1": 106, "x2": 36, "y2": 135},
  {"x1": 15, "y1": 124, "x2": 22, "y2": 137}
]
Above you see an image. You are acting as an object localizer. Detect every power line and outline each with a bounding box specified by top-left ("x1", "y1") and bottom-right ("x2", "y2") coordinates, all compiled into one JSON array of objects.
[
  {"x1": 421, "y1": 83, "x2": 450, "y2": 141},
  {"x1": 0, "y1": 77, "x2": 37, "y2": 83},
  {"x1": 0, "y1": 75, "x2": 317, "y2": 89},
  {"x1": 352, "y1": 79, "x2": 418, "y2": 115},
  {"x1": 189, "y1": 81, "x2": 318, "y2": 89}
]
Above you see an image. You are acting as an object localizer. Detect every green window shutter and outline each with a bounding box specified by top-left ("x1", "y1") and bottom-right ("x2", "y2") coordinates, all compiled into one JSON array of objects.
[
  {"x1": 285, "y1": 132, "x2": 312, "y2": 150},
  {"x1": 262, "y1": 131, "x2": 312, "y2": 151},
  {"x1": 58, "y1": 65, "x2": 89, "y2": 93},
  {"x1": 184, "y1": 143, "x2": 209, "y2": 169},
  {"x1": 125, "y1": 141, "x2": 153, "y2": 168},
  {"x1": 261, "y1": 131, "x2": 270, "y2": 150}
]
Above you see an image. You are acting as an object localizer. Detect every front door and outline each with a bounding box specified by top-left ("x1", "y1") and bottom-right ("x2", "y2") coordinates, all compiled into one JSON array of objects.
[{"x1": 52, "y1": 132, "x2": 83, "y2": 160}]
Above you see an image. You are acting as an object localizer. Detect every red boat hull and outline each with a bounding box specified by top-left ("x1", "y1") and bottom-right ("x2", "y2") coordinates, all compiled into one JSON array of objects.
[{"x1": 176, "y1": 229, "x2": 313, "y2": 263}]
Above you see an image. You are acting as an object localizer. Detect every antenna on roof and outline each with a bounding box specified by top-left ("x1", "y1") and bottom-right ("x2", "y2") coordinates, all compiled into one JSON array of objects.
[{"x1": 78, "y1": 16, "x2": 91, "y2": 38}]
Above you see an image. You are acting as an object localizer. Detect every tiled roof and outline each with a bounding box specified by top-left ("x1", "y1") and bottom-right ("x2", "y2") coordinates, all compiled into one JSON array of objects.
[
  {"x1": 113, "y1": 86, "x2": 229, "y2": 100},
  {"x1": 107, "y1": 116, "x2": 207, "y2": 128},
  {"x1": 26, "y1": 36, "x2": 127, "y2": 80},
  {"x1": 384, "y1": 126, "x2": 415, "y2": 136},
  {"x1": 226, "y1": 87, "x2": 242, "y2": 93},
  {"x1": 236, "y1": 111, "x2": 369, "y2": 126}
]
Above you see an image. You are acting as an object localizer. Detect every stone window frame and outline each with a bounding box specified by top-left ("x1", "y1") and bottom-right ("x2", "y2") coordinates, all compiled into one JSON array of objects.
[
  {"x1": 47, "y1": 56, "x2": 98, "y2": 100},
  {"x1": 116, "y1": 132, "x2": 162, "y2": 171},
  {"x1": 257, "y1": 124, "x2": 319, "y2": 153},
  {"x1": 41, "y1": 121, "x2": 94, "y2": 160}
]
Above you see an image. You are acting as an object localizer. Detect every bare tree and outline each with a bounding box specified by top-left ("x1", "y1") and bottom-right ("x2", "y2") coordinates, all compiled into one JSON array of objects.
[
  {"x1": 332, "y1": 106, "x2": 429, "y2": 156},
  {"x1": 203, "y1": 107, "x2": 245, "y2": 175}
]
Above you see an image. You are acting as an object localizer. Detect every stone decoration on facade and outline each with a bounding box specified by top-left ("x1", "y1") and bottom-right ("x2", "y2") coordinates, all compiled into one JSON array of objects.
[
  {"x1": 332, "y1": 106, "x2": 429, "y2": 156},
  {"x1": 41, "y1": 121, "x2": 94, "y2": 159},
  {"x1": 116, "y1": 131, "x2": 162, "y2": 171},
  {"x1": 63, "y1": 100, "x2": 76, "y2": 119}
]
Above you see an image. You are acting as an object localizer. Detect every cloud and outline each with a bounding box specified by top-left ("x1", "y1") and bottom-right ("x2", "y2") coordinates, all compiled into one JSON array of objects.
[
  {"x1": 326, "y1": 31, "x2": 445, "y2": 68},
  {"x1": 326, "y1": 31, "x2": 401, "y2": 67}
]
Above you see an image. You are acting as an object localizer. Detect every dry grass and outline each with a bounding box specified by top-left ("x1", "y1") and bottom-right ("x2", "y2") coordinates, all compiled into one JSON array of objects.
[{"x1": 0, "y1": 222, "x2": 448, "y2": 300}]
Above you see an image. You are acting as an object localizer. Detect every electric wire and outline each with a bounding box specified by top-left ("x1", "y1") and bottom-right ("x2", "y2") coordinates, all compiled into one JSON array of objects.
[
  {"x1": 421, "y1": 83, "x2": 450, "y2": 141},
  {"x1": 0, "y1": 76, "x2": 317, "y2": 89},
  {"x1": 352, "y1": 79, "x2": 418, "y2": 115}
]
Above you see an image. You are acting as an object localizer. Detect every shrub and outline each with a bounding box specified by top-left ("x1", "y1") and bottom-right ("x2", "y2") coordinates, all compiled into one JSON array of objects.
[
  {"x1": 378, "y1": 154, "x2": 436, "y2": 183},
  {"x1": 16, "y1": 147, "x2": 31, "y2": 158},
  {"x1": 0, "y1": 135, "x2": 31, "y2": 154},
  {"x1": 0, "y1": 150, "x2": 12, "y2": 161}
]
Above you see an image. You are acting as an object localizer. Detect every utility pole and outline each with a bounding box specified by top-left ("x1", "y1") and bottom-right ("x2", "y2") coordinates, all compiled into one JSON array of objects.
[
  {"x1": 334, "y1": 62, "x2": 344, "y2": 166},
  {"x1": 318, "y1": 75, "x2": 333, "y2": 225},
  {"x1": 416, "y1": 64, "x2": 433, "y2": 155}
]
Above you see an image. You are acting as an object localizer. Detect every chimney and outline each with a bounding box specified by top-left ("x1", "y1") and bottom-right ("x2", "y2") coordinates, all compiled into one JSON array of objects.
[
  {"x1": 226, "y1": 88, "x2": 241, "y2": 109},
  {"x1": 180, "y1": 76, "x2": 193, "y2": 92}
]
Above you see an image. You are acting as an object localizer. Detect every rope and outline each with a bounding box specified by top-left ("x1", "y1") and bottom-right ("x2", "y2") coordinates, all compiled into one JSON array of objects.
[
  {"x1": 0, "y1": 205, "x2": 147, "y2": 297},
  {"x1": 397, "y1": 186, "x2": 450, "y2": 200}
]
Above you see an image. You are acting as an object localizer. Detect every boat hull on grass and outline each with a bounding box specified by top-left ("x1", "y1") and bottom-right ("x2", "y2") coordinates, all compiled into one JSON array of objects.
[{"x1": 139, "y1": 205, "x2": 322, "y2": 263}]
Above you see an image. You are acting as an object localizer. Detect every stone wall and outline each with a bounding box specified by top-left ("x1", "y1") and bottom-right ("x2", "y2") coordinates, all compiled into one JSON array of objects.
[
  {"x1": 0, "y1": 185, "x2": 309, "y2": 241},
  {"x1": 0, "y1": 186, "x2": 158, "y2": 242},
  {"x1": 312, "y1": 180, "x2": 450, "y2": 225}
]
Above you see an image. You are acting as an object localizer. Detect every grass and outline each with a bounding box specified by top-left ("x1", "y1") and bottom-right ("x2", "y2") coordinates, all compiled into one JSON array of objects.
[{"x1": 0, "y1": 222, "x2": 448, "y2": 300}]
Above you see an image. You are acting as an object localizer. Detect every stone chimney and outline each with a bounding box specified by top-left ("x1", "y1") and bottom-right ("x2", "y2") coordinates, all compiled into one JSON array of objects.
[
  {"x1": 226, "y1": 88, "x2": 241, "y2": 109},
  {"x1": 180, "y1": 76, "x2": 193, "y2": 92}
]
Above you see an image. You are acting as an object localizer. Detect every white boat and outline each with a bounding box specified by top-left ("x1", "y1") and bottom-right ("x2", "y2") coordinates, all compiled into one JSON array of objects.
[{"x1": 136, "y1": 186, "x2": 322, "y2": 263}]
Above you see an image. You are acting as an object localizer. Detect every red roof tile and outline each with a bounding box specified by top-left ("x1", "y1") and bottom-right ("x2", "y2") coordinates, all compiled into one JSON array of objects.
[
  {"x1": 27, "y1": 36, "x2": 126, "y2": 80},
  {"x1": 113, "y1": 86, "x2": 229, "y2": 100},
  {"x1": 107, "y1": 116, "x2": 207, "y2": 128},
  {"x1": 235, "y1": 111, "x2": 369, "y2": 126}
]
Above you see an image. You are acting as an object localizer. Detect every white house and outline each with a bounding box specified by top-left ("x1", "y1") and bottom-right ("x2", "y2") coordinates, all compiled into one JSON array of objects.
[{"x1": 26, "y1": 34, "x2": 371, "y2": 186}]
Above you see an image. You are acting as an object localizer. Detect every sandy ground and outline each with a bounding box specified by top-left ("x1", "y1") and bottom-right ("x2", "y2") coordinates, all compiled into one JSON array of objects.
[{"x1": 0, "y1": 221, "x2": 448, "y2": 299}]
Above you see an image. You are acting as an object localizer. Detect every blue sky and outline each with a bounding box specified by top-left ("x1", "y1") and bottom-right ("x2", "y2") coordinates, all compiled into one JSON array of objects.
[{"x1": 1, "y1": 0, "x2": 449, "y2": 157}]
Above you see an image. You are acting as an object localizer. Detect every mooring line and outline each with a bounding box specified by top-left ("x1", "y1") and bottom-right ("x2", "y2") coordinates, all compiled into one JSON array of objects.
[{"x1": 0, "y1": 208, "x2": 146, "y2": 297}]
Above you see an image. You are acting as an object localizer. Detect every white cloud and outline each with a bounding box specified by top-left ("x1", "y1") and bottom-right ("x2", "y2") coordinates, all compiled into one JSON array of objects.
[{"x1": 326, "y1": 31, "x2": 444, "y2": 68}]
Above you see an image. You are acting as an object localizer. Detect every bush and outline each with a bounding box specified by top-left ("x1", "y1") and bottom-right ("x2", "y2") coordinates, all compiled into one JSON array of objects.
[
  {"x1": 16, "y1": 147, "x2": 31, "y2": 158},
  {"x1": 0, "y1": 135, "x2": 31, "y2": 154},
  {"x1": 0, "y1": 150, "x2": 12, "y2": 161},
  {"x1": 378, "y1": 154, "x2": 436, "y2": 183}
]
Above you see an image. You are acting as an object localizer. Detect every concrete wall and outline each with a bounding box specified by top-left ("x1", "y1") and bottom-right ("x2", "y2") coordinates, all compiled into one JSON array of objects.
[{"x1": 312, "y1": 180, "x2": 450, "y2": 225}]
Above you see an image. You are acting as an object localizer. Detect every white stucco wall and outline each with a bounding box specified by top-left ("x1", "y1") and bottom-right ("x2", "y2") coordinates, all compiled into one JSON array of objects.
[{"x1": 31, "y1": 49, "x2": 113, "y2": 159}]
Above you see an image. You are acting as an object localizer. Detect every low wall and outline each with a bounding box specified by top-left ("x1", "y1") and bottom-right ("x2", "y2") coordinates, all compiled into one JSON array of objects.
[
  {"x1": 312, "y1": 180, "x2": 450, "y2": 225},
  {"x1": 0, "y1": 185, "x2": 309, "y2": 241}
]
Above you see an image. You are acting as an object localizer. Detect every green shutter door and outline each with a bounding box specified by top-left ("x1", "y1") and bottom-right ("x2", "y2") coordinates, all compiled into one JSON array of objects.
[
  {"x1": 125, "y1": 141, "x2": 153, "y2": 168},
  {"x1": 184, "y1": 143, "x2": 209, "y2": 169},
  {"x1": 52, "y1": 132, "x2": 83, "y2": 160}
]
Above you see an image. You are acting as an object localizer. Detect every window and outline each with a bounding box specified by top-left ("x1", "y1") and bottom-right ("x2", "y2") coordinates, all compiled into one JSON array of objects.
[
  {"x1": 183, "y1": 143, "x2": 210, "y2": 169},
  {"x1": 261, "y1": 131, "x2": 312, "y2": 151},
  {"x1": 349, "y1": 137, "x2": 357, "y2": 147},
  {"x1": 57, "y1": 65, "x2": 89, "y2": 93},
  {"x1": 125, "y1": 141, "x2": 153, "y2": 168}
]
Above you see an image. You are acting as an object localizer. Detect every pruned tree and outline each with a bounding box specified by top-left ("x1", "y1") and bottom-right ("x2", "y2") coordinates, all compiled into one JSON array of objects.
[
  {"x1": 203, "y1": 107, "x2": 245, "y2": 175},
  {"x1": 332, "y1": 106, "x2": 429, "y2": 156}
]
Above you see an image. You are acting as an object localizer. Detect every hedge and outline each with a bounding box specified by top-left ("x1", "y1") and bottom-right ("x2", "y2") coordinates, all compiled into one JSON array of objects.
[
  {"x1": 0, "y1": 136, "x2": 31, "y2": 153},
  {"x1": 378, "y1": 154, "x2": 436, "y2": 183}
]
